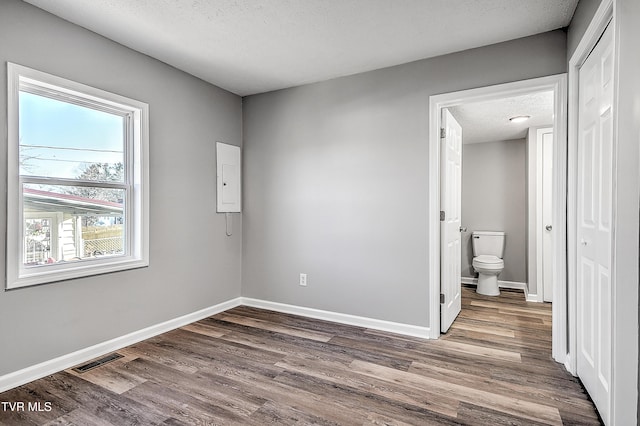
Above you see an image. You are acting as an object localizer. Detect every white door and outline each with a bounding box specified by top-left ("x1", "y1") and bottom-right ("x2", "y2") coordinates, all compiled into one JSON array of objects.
[
  {"x1": 542, "y1": 131, "x2": 554, "y2": 302},
  {"x1": 440, "y1": 108, "x2": 462, "y2": 333},
  {"x1": 577, "y1": 22, "x2": 614, "y2": 424}
]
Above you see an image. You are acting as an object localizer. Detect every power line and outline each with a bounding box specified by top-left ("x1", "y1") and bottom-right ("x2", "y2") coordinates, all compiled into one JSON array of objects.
[
  {"x1": 20, "y1": 144, "x2": 122, "y2": 154},
  {"x1": 22, "y1": 157, "x2": 120, "y2": 164}
]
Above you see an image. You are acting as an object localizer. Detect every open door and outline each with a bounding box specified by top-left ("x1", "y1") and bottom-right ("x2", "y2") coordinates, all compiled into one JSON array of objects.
[
  {"x1": 440, "y1": 108, "x2": 463, "y2": 333},
  {"x1": 542, "y1": 130, "x2": 554, "y2": 302}
]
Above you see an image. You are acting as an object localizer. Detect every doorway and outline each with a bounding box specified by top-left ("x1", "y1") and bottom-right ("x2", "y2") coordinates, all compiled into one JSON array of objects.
[
  {"x1": 440, "y1": 92, "x2": 555, "y2": 331},
  {"x1": 428, "y1": 74, "x2": 568, "y2": 365}
]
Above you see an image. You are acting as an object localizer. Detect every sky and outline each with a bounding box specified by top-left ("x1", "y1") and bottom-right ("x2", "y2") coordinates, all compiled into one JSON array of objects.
[{"x1": 19, "y1": 91, "x2": 124, "y2": 180}]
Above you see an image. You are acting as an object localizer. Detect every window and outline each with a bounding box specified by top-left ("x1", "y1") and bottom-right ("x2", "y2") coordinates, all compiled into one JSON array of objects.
[{"x1": 7, "y1": 63, "x2": 148, "y2": 289}]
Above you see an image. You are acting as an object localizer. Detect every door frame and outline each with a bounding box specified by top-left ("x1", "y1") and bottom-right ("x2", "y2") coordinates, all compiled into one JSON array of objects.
[
  {"x1": 428, "y1": 75, "x2": 568, "y2": 366},
  {"x1": 567, "y1": 0, "x2": 615, "y2": 421}
]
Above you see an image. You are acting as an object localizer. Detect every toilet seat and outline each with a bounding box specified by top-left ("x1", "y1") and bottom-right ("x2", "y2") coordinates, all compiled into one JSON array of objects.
[{"x1": 472, "y1": 255, "x2": 504, "y2": 269}]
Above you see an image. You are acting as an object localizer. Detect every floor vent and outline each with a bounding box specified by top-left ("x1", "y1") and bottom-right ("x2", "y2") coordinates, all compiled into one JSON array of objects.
[{"x1": 72, "y1": 352, "x2": 124, "y2": 373}]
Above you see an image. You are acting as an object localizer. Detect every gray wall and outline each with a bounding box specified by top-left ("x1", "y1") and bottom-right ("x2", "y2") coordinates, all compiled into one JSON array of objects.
[
  {"x1": 461, "y1": 140, "x2": 526, "y2": 283},
  {"x1": 242, "y1": 30, "x2": 567, "y2": 327},
  {"x1": 567, "y1": 0, "x2": 603, "y2": 58},
  {"x1": 0, "y1": 0, "x2": 243, "y2": 376}
]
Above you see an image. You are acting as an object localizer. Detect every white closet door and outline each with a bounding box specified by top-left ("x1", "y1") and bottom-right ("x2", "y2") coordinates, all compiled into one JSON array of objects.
[{"x1": 577, "y1": 22, "x2": 614, "y2": 424}]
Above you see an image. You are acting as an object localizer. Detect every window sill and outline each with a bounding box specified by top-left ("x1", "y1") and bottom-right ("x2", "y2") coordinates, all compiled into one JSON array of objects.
[{"x1": 6, "y1": 256, "x2": 149, "y2": 290}]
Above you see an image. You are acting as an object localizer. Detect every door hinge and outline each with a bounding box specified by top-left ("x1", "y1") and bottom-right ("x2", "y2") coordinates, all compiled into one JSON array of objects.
[
  {"x1": 440, "y1": 293, "x2": 445, "y2": 304},
  {"x1": 440, "y1": 128, "x2": 446, "y2": 138},
  {"x1": 440, "y1": 210, "x2": 445, "y2": 221}
]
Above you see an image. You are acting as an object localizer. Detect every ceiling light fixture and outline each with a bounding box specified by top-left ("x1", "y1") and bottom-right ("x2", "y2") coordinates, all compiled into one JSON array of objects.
[{"x1": 509, "y1": 115, "x2": 531, "y2": 123}]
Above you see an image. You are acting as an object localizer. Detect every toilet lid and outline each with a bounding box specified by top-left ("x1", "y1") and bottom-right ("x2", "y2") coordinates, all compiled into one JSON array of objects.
[{"x1": 473, "y1": 255, "x2": 503, "y2": 266}]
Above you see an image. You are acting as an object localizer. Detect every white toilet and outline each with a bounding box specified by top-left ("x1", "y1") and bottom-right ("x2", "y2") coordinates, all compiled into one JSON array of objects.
[{"x1": 471, "y1": 231, "x2": 506, "y2": 296}]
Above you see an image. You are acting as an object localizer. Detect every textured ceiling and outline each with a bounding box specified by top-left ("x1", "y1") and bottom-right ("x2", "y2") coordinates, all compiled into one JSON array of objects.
[
  {"x1": 23, "y1": 0, "x2": 578, "y2": 96},
  {"x1": 449, "y1": 91, "x2": 554, "y2": 144}
]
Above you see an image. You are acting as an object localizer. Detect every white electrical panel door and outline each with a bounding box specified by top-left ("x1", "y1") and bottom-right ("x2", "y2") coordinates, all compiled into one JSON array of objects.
[{"x1": 216, "y1": 142, "x2": 241, "y2": 212}]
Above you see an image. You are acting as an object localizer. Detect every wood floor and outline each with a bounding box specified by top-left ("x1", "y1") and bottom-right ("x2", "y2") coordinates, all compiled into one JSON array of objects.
[{"x1": 0, "y1": 286, "x2": 602, "y2": 425}]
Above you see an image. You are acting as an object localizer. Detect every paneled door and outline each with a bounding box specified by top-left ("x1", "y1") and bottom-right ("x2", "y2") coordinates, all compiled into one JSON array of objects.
[
  {"x1": 440, "y1": 108, "x2": 462, "y2": 333},
  {"x1": 542, "y1": 130, "x2": 554, "y2": 303},
  {"x1": 577, "y1": 22, "x2": 614, "y2": 424}
]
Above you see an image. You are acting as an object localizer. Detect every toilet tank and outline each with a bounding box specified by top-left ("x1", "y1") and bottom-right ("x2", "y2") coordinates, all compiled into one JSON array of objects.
[{"x1": 472, "y1": 231, "x2": 506, "y2": 258}]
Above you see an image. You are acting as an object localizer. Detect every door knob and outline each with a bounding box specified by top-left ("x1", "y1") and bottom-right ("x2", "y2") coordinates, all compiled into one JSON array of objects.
[
  {"x1": 545, "y1": 225, "x2": 552, "y2": 231},
  {"x1": 460, "y1": 226, "x2": 467, "y2": 232},
  {"x1": 581, "y1": 239, "x2": 588, "y2": 246}
]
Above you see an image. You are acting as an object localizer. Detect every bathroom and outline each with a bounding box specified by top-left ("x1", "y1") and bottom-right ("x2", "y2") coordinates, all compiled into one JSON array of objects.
[{"x1": 449, "y1": 91, "x2": 555, "y2": 303}]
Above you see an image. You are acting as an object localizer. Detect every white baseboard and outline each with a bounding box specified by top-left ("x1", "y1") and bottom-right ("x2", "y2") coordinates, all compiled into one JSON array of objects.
[
  {"x1": 240, "y1": 297, "x2": 431, "y2": 339},
  {"x1": 525, "y1": 292, "x2": 541, "y2": 302},
  {"x1": 0, "y1": 296, "x2": 432, "y2": 393},
  {"x1": 0, "y1": 297, "x2": 242, "y2": 394},
  {"x1": 564, "y1": 354, "x2": 577, "y2": 376},
  {"x1": 461, "y1": 276, "x2": 526, "y2": 290}
]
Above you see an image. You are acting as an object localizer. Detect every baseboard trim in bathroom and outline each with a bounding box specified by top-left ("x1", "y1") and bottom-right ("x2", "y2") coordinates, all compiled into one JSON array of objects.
[
  {"x1": 525, "y1": 292, "x2": 541, "y2": 303},
  {"x1": 461, "y1": 277, "x2": 526, "y2": 291}
]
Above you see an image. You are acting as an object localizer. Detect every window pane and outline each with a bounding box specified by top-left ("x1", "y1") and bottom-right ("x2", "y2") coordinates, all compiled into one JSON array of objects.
[
  {"x1": 23, "y1": 217, "x2": 53, "y2": 265},
  {"x1": 19, "y1": 91, "x2": 124, "y2": 181},
  {"x1": 23, "y1": 184, "x2": 125, "y2": 266}
]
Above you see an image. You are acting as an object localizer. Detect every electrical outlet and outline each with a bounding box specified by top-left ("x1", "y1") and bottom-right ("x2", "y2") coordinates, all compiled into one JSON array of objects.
[{"x1": 299, "y1": 273, "x2": 307, "y2": 286}]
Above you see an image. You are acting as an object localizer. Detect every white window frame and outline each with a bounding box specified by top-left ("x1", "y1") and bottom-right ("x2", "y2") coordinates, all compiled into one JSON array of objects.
[{"x1": 6, "y1": 63, "x2": 149, "y2": 289}]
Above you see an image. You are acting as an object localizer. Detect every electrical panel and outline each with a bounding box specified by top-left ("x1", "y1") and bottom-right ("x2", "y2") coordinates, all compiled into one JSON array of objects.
[{"x1": 216, "y1": 142, "x2": 241, "y2": 213}]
